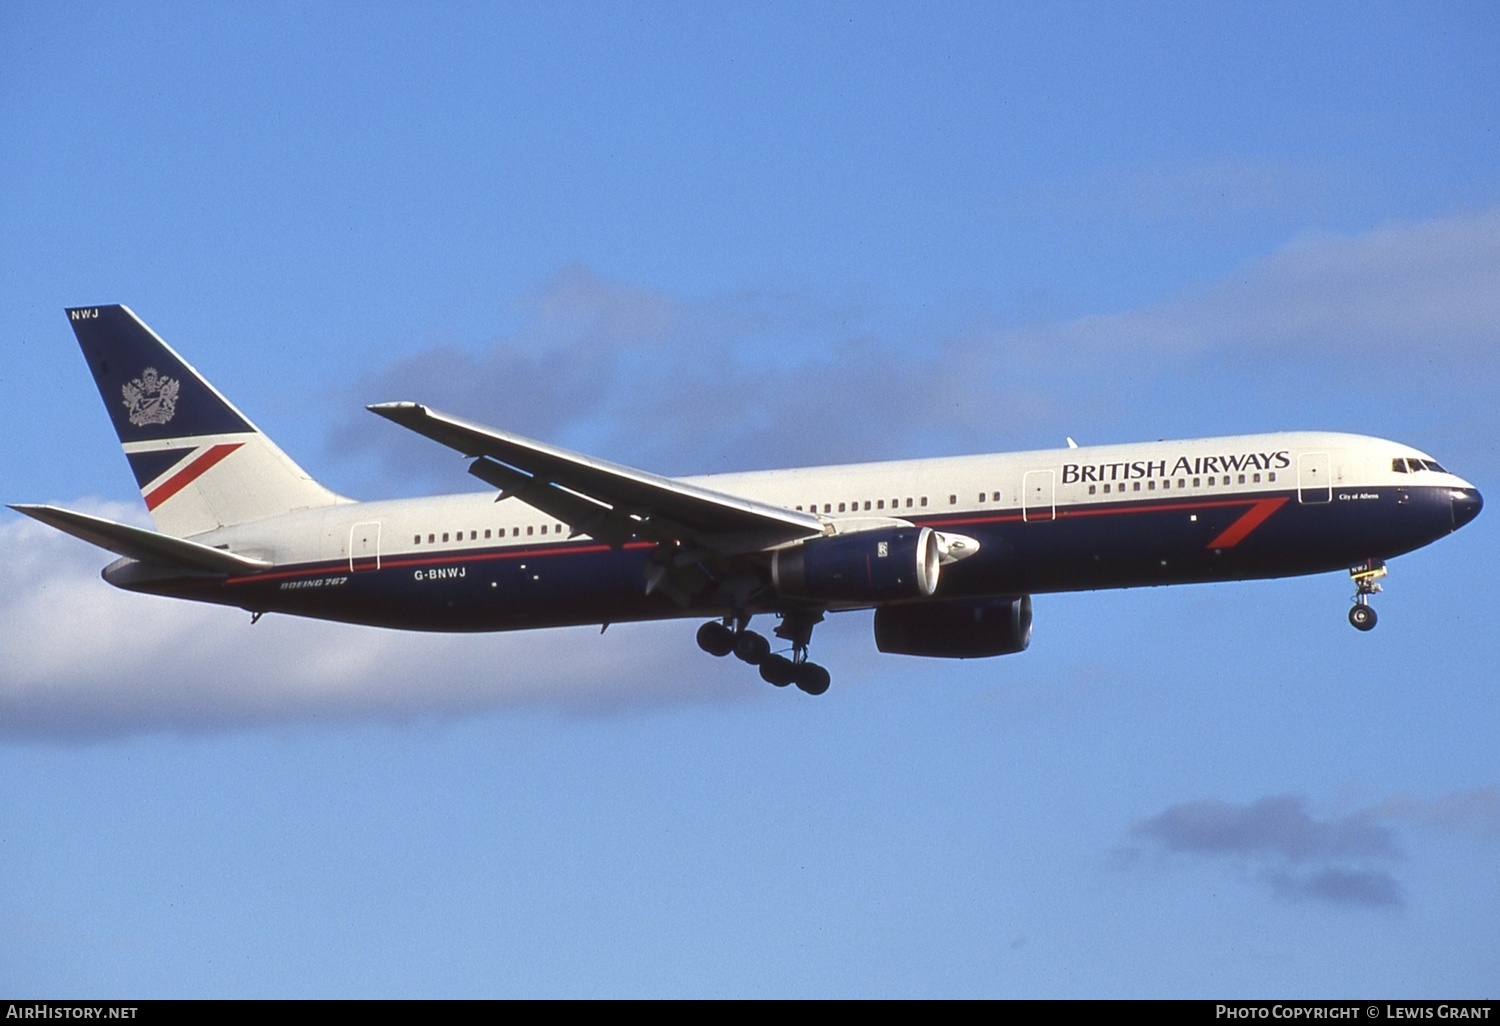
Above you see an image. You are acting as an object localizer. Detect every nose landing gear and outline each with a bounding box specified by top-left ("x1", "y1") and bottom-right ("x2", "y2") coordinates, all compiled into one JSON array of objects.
[
  {"x1": 695, "y1": 610, "x2": 832, "y2": 695},
  {"x1": 1348, "y1": 559, "x2": 1386, "y2": 632}
]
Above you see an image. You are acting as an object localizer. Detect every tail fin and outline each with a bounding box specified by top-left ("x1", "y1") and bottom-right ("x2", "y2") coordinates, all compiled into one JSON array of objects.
[{"x1": 65, "y1": 305, "x2": 347, "y2": 536}]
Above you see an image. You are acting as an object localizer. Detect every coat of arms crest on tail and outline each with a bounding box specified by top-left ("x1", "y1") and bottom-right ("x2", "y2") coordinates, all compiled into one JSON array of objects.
[{"x1": 122, "y1": 367, "x2": 180, "y2": 427}]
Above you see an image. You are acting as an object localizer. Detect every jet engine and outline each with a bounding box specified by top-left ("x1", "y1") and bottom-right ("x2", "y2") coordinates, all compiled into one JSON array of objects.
[
  {"x1": 771, "y1": 526, "x2": 941, "y2": 603},
  {"x1": 873, "y1": 595, "x2": 1033, "y2": 658}
]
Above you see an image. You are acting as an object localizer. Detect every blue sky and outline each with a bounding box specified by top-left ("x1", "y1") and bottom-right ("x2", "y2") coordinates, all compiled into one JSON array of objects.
[{"x1": 3, "y1": 1, "x2": 1498, "y2": 997}]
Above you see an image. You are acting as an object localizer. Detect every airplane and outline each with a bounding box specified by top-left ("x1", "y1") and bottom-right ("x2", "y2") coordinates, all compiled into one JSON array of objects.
[{"x1": 11, "y1": 305, "x2": 1484, "y2": 696}]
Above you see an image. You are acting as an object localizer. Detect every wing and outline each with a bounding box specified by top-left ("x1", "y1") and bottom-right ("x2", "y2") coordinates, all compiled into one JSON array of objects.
[{"x1": 367, "y1": 403, "x2": 826, "y2": 555}]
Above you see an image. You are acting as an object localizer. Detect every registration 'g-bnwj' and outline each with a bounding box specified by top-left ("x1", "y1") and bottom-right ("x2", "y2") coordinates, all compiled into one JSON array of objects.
[{"x1": 13, "y1": 306, "x2": 1483, "y2": 696}]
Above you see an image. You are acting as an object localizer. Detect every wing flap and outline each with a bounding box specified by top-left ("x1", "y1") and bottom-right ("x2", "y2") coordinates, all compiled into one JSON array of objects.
[
  {"x1": 10, "y1": 504, "x2": 272, "y2": 574},
  {"x1": 468, "y1": 456, "x2": 638, "y2": 547},
  {"x1": 370, "y1": 403, "x2": 825, "y2": 553}
]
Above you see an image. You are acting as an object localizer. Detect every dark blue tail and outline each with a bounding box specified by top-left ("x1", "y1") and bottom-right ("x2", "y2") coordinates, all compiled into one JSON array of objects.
[{"x1": 65, "y1": 305, "x2": 346, "y2": 536}]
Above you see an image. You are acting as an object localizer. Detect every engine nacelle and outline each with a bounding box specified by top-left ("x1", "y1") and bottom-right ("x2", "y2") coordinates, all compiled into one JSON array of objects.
[
  {"x1": 873, "y1": 595, "x2": 1033, "y2": 658},
  {"x1": 772, "y1": 526, "x2": 940, "y2": 602}
]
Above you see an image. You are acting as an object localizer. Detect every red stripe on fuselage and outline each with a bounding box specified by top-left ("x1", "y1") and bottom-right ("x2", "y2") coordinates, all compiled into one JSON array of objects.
[
  {"x1": 224, "y1": 538, "x2": 653, "y2": 585},
  {"x1": 927, "y1": 493, "x2": 1290, "y2": 530},
  {"x1": 223, "y1": 491, "x2": 1301, "y2": 588},
  {"x1": 143, "y1": 443, "x2": 244, "y2": 510}
]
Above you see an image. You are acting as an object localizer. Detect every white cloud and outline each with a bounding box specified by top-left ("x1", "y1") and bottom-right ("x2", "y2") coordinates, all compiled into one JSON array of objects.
[{"x1": 0, "y1": 504, "x2": 742, "y2": 741}]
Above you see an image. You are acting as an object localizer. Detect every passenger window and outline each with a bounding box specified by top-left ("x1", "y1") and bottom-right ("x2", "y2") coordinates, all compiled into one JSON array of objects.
[
  {"x1": 950, "y1": 495, "x2": 957, "y2": 505},
  {"x1": 992, "y1": 491, "x2": 1000, "y2": 501},
  {"x1": 1193, "y1": 478, "x2": 1201, "y2": 487},
  {"x1": 442, "y1": 532, "x2": 449, "y2": 542},
  {"x1": 978, "y1": 492, "x2": 985, "y2": 503},
  {"x1": 906, "y1": 498, "x2": 913, "y2": 508},
  {"x1": 864, "y1": 501, "x2": 872, "y2": 511},
  {"x1": 1268, "y1": 472, "x2": 1276, "y2": 482},
  {"x1": 920, "y1": 497, "x2": 928, "y2": 507},
  {"x1": 1163, "y1": 480, "x2": 1171, "y2": 490},
  {"x1": 824, "y1": 503, "x2": 832, "y2": 513},
  {"x1": 414, "y1": 534, "x2": 421, "y2": 545},
  {"x1": 838, "y1": 502, "x2": 846, "y2": 512},
  {"x1": 1252, "y1": 474, "x2": 1260, "y2": 484},
  {"x1": 527, "y1": 526, "x2": 533, "y2": 536},
  {"x1": 877, "y1": 500, "x2": 884, "y2": 510},
  {"x1": 1133, "y1": 481, "x2": 1141, "y2": 491},
  {"x1": 1148, "y1": 480, "x2": 1156, "y2": 490},
  {"x1": 1238, "y1": 474, "x2": 1245, "y2": 485},
  {"x1": 428, "y1": 534, "x2": 435, "y2": 544},
  {"x1": 1088, "y1": 484, "x2": 1097, "y2": 495},
  {"x1": 1103, "y1": 483, "x2": 1111, "y2": 494},
  {"x1": 540, "y1": 525, "x2": 547, "y2": 535}
]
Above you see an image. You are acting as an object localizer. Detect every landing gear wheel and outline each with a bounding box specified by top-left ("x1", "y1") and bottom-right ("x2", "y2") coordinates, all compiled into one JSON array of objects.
[
  {"x1": 759, "y1": 653, "x2": 796, "y2": 687},
  {"x1": 793, "y1": 662, "x2": 831, "y2": 696},
  {"x1": 696, "y1": 621, "x2": 735, "y2": 657},
  {"x1": 1347, "y1": 559, "x2": 1386, "y2": 633},
  {"x1": 733, "y1": 630, "x2": 770, "y2": 665}
]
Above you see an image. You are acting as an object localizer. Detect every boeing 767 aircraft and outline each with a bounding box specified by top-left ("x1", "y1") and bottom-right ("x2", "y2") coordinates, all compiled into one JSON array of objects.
[{"x1": 11, "y1": 306, "x2": 1483, "y2": 695}]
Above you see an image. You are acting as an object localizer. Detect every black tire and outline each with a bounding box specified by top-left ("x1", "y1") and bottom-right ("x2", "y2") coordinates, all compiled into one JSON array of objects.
[
  {"x1": 759, "y1": 654, "x2": 796, "y2": 687},
  {"x1": 1349, "y1": 605, "x2": 1377, "y2": 631},
  {"x1": 696, "y1": 621, "x2": 735, "y2": 657},
  {"x1": 733, "y1": 630, "x2": 770, "y2": 665},
  {"x1": 793, "y1": 663, "x2": 831, "y2": 696}
]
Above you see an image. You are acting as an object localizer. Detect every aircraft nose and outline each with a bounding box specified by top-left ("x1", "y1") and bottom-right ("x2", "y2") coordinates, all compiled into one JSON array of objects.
[{"x1": 1451, "y1": 488, "x2": 1483, "y2": 531}]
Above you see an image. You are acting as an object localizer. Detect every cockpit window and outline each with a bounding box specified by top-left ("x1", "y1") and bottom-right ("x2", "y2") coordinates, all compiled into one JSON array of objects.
[{"x1": 1396, "y1": 457, "x2": 1450, "y2": 474}]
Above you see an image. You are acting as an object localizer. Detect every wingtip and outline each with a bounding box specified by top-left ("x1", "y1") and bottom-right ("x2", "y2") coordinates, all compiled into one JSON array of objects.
[{"x1": 367, "y1": 401, "x2": 426, "y2": 416}]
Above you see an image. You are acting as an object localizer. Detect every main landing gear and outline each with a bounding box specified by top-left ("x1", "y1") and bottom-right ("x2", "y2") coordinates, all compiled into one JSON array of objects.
[
  {"x1": 1348, "y1": 558, "x2": 1387, "y2": 632},
  {"x1": 696, "y1": 611, "x2": 832, "y2": 695}
]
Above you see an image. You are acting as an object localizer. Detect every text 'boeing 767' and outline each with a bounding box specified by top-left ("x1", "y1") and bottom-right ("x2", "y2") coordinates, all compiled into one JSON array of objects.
[{"x1": 12, "y1": 306, "x2": 1482, "y2": 695}]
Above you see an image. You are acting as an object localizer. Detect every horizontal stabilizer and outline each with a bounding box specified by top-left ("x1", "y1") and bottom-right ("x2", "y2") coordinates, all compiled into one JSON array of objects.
[{"x1": 9, "y1": 504, "x2": 272, "y2": 574}]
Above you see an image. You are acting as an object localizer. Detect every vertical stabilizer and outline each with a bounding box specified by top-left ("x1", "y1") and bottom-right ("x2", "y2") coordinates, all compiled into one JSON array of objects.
[{"x1": 66, "y1": 305, "x2": 347, "y2": 536}]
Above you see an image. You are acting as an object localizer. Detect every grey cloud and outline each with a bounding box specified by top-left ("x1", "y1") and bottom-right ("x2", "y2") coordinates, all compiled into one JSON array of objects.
[
  {"x1": 1129, "y1": 794, "x2": 1407, "y2": 910},
  {"x1": 330, "y1": 206, "x2": 1500, "y2": 498},
  {"x1": 1127, "y1": 786, "x2": 1500, "y2": 911},
  {"x1": 1135, "y1": 795, "x2": 1398, "y2": 863},
  {"x1": 1263, "y1": 867, "x2": 1404, "y2": 909},
  {"x1": 330, "y1": 266, "x2": 1071, "y2": 494}
]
